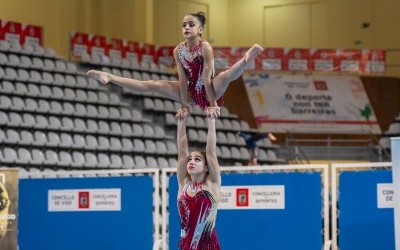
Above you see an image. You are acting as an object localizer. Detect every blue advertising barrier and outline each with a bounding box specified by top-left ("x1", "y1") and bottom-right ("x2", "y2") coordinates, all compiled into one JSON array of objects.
[
  {"x1": 19, "y1": 175, "x2": 154, "y2": 250},
  {"x1": 168, "y1": 171, "x2": 324, "y2": 250},
  {"x1": 391, "y1": 138, "x2": 400, "y2": 249},
  {"x1": 338, "y1": 170, "x2": 395, "y2": 250}
]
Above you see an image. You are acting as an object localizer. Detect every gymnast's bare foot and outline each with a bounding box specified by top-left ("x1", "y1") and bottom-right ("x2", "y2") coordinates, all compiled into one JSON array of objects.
[
  {"x1": 86, "y1": 70, "x2": 112, "y2": 84},
  {"x1": 268, "y1": 132, "x2": 277, "y2": 141},
  {"x1": 244, "y1": 44, "x2": 263, "y2": 63}
]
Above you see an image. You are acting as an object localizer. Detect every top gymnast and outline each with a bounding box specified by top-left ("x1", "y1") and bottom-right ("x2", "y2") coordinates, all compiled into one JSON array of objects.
[{"x1": 86, "y1": 11, "x2": 263, "y2": 116}]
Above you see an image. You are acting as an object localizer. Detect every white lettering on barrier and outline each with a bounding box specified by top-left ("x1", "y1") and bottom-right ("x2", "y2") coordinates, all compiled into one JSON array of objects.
[
  {"x1": 377, "y1": 183, "x2": 394, "y2": 209},
  {"x1": 218, "y1": 185, "x2": 285, "y2": 210},
  {"x1": 48, "y1": 189, "x2": 121, "y2": 212}
]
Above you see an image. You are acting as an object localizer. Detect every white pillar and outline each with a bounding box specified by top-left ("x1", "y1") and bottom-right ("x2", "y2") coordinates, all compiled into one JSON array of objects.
[{"x1": 391, "y1": 137, "x2": 400, "y2": 250}]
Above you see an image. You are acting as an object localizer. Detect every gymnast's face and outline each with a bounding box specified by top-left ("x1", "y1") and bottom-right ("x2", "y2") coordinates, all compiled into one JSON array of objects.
[
  {"x1": 182, "y1": 15, "x2": 202, "y2": 39},
  {"x1": 0, "y1": 181, "x2": 10, "y2": 240},
  {"x1": 187, "y1": 151, "x2": 208, "y2": 175}
]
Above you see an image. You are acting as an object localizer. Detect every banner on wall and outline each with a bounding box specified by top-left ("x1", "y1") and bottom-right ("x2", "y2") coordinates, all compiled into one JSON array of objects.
[
  {"x1": 243, "y1": 73, "x2": 381, "y2": 134},
  {"x1": 310, "y1": 48, "x2": 337, "y2": 72},
  {"x1": 106, "y1": 38, "x2": 124, "y2": 60},
  {"x1": 0, "y1": 168, "x2": 18, "y2": 250},
  {"x1": 139, "y1": 43, "x2": 155, "y2": 64},
  {"x1": 124, "y1": 40, "x2": 140, "y2": 63},
  {"x1": 213, "y1": 47, "x2": 231, "y2": 70},
  {"x1": 70, "y1": 32, "x2": 89, "y2": 59},
  {"x1": 361, "y1": 49, "x2": 386, "y2": 73},
  {"x1": 21, "y1": 24, "x2": 43, "y2": 47},
  {"x1": 337, "y1": 49, "x2": 362, "y2": 73},
  {"x1": 283, "y1": 48, "x2": 310, "y2": 71},
  {"x1": 0, "y1": 20, "x2": 22, "y2": 47},
  {"x1": 88, "y1": 34, "x2": 106, "y2": 58},
  {"x1": 156, "y1": 46, "x2": 175, "y2": 67},
  {"x1": 256, "y1": 48, "x2": 284, "y2": 70},
  {"x1": 219, "y1": 185, "x2": 285, "y2": 209},
  {"x1": 48, "y1": 188, "x2": 121, "y2": 212}
]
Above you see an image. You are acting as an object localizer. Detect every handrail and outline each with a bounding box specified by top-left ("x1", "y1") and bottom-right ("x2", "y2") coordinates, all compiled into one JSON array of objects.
[
  {"x1": 285, "y1": 132, "x2": 310, "y2": 164},
  {"x1": 284, "y1": 133, "x2": 391, "y2": 162}
]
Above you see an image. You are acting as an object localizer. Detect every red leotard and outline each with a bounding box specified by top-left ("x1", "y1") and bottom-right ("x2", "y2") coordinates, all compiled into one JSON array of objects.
[
  {"x1": 177, "y1": 41, "x2": 224, "y2": 109},
  {"x1": 177, "y1": 181, "x2": 220, "y2": 250}
]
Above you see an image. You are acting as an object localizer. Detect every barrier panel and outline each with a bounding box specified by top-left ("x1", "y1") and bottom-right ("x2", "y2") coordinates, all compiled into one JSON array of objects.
[
  {"x1": 391, "y1": 138, "x2": 400, "y2": 250},
  {"x1": 162, "y1": 165, "x2": 329, "y2": 250},
  {"x1": 331, "y1": 163, "x2": 394, "y2": 250},
  {"x1": 19, "y1": 169, "x2": 158, "y2": 250}
]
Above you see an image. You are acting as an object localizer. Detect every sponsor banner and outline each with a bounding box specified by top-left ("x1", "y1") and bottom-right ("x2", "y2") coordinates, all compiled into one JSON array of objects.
[
  {"x1": 213, "y1": 47, "x2": 231, "y2": 70},
  {"x1": 337, "y1": 49, "x2": 362, "y2": 72},
  {"x1": 377, "y1": 183, "x2": 394, "y2": 209},
  {"x1": 283, "y1": 48, "x2": 310, "y2": 71},
  {"x1": 257, "y1": 48, "x2": 284, "y2": 70},
  {"x1": 219, "y1": 185, "x2": 285, "y2": 209},
  {"x1": 310, "y1": 48, "x2": 337, "y2": 72},
  {"x1": 361, "y1": 49, "x2": 386, "y2": 73},
  {"x1": 0, "y1": 168, "x2": 18, "y2": 250},
  {"x1": 124, "y1": 40, "x2": 140, "y2": 62},
  {"x1": 244, "y1": 73, "x2": 381, "y2": 134},
  {"x1": 48, "y1": 188, "x2": 121, "y2": 212},
  {"x1": 70, "y1": 32, "x2": 89, "y2": 58},
  {"x1": 88, "y1": 34, "x2": 106, "y2": 57},
  {"x1": 21, "y1": 24, "x2": 43, "y2": 47},
  {"x1": 106, "y1": 38, "x2": 124, "y2": 60},
  {"x1": 139, "y1": 43, "x2": 155, "y2": 63},
  {"x1": 156, "y1": 45, "x2": 175, "y2": 66},
  {"x1": 0, "y1": 20, "x2": 22, "y2": 47}
]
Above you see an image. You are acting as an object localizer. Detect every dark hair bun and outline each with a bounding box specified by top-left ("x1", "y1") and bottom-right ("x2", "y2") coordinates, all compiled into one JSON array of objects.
[{"x1": 190, "y1": 12, "x2": 206, "y2": 27}]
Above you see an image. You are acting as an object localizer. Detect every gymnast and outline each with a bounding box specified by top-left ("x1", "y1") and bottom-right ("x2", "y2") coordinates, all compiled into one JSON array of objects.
[
  {"x1": 175, "y1": 106, "x2": 221, "y2": 250},
  {"x1": 87, "y1": 12, "x2": 263, "y2": 116}
]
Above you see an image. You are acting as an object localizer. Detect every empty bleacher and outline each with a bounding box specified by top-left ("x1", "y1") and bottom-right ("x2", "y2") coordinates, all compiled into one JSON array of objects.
[{"x1": 0, "y1": 40, "x2": 284, "y2": 174}]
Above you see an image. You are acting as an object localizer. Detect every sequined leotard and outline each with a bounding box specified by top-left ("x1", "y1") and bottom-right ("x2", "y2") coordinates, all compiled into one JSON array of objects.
[
  {"x1": 178, "y1": 181, "x2": 220, "y2": 250},
  {"x1": 177, "y1": 41, "x2": 224, "y2": 109}
]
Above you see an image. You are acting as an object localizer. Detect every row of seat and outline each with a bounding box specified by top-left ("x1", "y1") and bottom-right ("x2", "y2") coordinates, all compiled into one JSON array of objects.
[
  {"x1": 81, "y1": 52, "x2": 173, "y2": 74},
  {"x1": 0, "y1": 52, "x2": 77, "y2": 73},
  {"x1": 384, "y1": 122, "x2": 400, "y2": 136},
  {"x1": 379, "y1": 114, "x2": 400, "y2": 149},
  {"x1": 379, "y1": 136, "x2": 392, "y2": 149},
  {"x1": 0, "y1": 128, "x2": 176, "y2": 153},
  {"x1": 0, "y1": 125, "x2": 272, "y2": 156},
  {"x1": 101, "y1": 66, "x2": 176, "y2": 82},
  {"x1": 0, "y1": 67, "x2": 179, "y2": 94},
  {"x1": 0, "y1": 112, "x2": 161, "y2": 137},
  {"x1": 165, "y1": 113, "x2": 249, "y2": 132},
  {"x1": 0, "y1": 40, "x2": 56, "y2": 58},
  {"x1": 0, "y1": 67, "x2": 101, "y2": 89},
  {"x1": 0, "y1": 85, "x2": 123, "y2": 106},
  {"x1": 215, "y1": 145, "x2": 278, "y2": 162},
  {"x1": 0, "y1": 100, "x2": 142, "y2": 122},
  {"x1": 0, "y1": 147, "x2": 177, "y2": 169},
  {"x1": 144, "y1": 97, "x2": 237, "y2": 119}
]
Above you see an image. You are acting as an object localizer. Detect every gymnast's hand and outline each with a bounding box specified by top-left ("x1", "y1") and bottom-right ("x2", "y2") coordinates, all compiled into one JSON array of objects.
[
  {"x1": 206, "y1": 106, "x2": 220, "y2": 119},
  {"x1": 176, "y1": 107, "x2": 190, "y2": 121},
  {"x1": 86, "y1": 70, "x2": 112, "y2": 84}
]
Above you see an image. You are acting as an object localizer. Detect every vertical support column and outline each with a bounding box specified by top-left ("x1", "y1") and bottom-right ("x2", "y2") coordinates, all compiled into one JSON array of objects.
[
  {"x1": 391, "y1": 137, "x2": 400, "y2": 250},
  {"x1": 146, "y1": 0, "x2": 154, "y2": 44}
]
